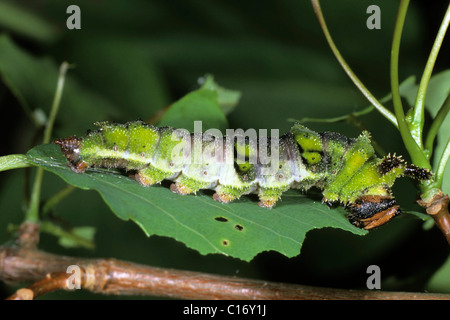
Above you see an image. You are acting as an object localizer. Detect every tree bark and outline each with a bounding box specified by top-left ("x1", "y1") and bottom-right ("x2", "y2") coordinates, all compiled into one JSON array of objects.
[{"x1": 418, "y1": 192, "x2": 450, "y2": 245}]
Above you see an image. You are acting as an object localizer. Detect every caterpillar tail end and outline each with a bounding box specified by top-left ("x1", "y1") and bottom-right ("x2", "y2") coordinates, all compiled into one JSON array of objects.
[{"x1": 54, "y1": 136, "x2": 87, "y2": 173}]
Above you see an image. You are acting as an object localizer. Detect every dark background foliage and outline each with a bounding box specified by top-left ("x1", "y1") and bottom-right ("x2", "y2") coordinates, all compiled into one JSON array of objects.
[{"x1": 0, "y1": 0, "x2": 449, "y2": 298}]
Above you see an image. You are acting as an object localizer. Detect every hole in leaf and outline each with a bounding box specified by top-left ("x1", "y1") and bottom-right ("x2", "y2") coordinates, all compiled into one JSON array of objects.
[
  {"x1": 234, "y1": 224, "x2": 243, "y2": 231},
  {"x1": 222, "y1": 239, "x2": 229, "y2": 246},
  {"x1": 215, "y1": 216, "x2": 228, "y2": 222}
]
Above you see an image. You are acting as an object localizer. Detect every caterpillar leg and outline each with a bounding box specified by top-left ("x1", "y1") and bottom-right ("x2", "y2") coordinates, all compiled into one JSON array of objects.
[
  {"x1": 135, "y1": 171, "x2": 160, "y2": 186},
  {"x1": 135, "y1": 166, "x2": 175, "y2": 187},
  {"x1": 70, "y1": 161, "x2": 89, "y2": 173},
  {"x1": 347, "y1": 195, "x2": 401, "y2": 230},
  {"x1": 258, "y1": 198, "x2": 278, "y2": 208},
  {"x1": 257, "y1": 187, "x2": 286, "y2": 208},
  {"x1": 170, "y1": 182, "x2": 195, "y2": 195},
  {"x1": 170, "y1": 176, "x2": 212, "y2": 195},
  {"x1": 213, "y1": 191, "x2": 238, "y2": 203},
  {"x1": 213, "y1": 185, "x2": 250, "y2": 204}
]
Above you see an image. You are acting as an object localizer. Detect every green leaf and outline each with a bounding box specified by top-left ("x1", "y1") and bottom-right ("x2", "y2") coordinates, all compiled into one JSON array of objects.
[
  {"x1": 37, "y1": 221, "x2": 95, "y2": 250},
  {"x1": 159, "y1": 87, "x2": 228, "y2": 132},
  {"x1": 0, "y1": 154, "x2": 30, "y2": 172},
  {"x1": 400, "y1": 71, "x2": 450, "y2": 117},
  {"x1": 26, "y1": 143, "x2": 366, "y2": 262},
  {"x1": 57, "y1": 226, "x2": 96, "y2": 249},
  {"x1": 199, "y1": 74, "x2": 241, "y2": 115},
  {"x1": 400, "y1": 70, "x2": 450, "y2": 195}
]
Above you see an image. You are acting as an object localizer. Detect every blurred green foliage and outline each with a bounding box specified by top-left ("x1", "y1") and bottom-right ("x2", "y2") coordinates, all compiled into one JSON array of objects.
[{"x1": 0, "y1": 0, "x2": 449, "y2": 298}]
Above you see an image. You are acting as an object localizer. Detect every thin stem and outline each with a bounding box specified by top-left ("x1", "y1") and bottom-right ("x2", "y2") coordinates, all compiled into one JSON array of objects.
[
  {"x1": 43, "y1": 62, "x2": 70, "y2": 145},
  {"x1": 425, "y1": 94, "x2": 450, "y2": 155},
  {"x1": 24, "y1": 62, "x2": 70, "y2": 223},
  {"x1": 310, "y1": 0, "x2": 398, "y2": 128},
  {"x1": 39, "y1": 221, "x2": 95, "y2": 250},
  {"x1": 291, "y1": 105, "x2": 374, "y2": 124},
  {"x1": 7, "y1": 272, "x2": 70, "y2": 300},
  {"x1": 390, "y1": 0, "x2": 430, "y2": 170},
  {"x1": 413, "y1": 4, "x2": 450, "y2": 149},
  {"x1": 25, "y1": 169, "x2": 44, "y2": 223},
  {"x1": 41, "y1": 185, "x2": 75, "y2": 217},
  {"x1": 291, "y1": 89, "x2": 398, "y2": 125}
]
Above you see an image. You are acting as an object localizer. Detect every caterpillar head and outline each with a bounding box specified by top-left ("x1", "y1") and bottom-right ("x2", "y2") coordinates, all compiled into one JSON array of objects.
[{"x1": 347, "y1": 195, "x2": 401, "y2": 230}]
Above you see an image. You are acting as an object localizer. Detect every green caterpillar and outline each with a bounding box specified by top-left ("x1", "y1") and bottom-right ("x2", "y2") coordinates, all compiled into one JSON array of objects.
[{"x1": 55, "y1": 120, "x2": 431, "y2": 230}]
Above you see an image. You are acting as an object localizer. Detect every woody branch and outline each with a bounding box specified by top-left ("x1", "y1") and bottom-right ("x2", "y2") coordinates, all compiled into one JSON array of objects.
[
  {"x1": 2, "y1": 222, "x2": 450, "y2": 300},
  {"x1": 418, "y1": 192, "x2": 450, "y2": 245}
]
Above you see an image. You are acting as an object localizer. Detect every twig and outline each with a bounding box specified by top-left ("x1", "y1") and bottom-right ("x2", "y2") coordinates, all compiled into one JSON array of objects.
[
  {"x1": 2, "y1": 222, "x2": 450, "y2": 300},
  {"x1": 425, "y1": 95, "x2": 450, "y2": 155},
  {"x1": 25, "y1": 62, "x2": 71, "y2": 223},
  {"x1": 390, "y1": 0, "x2": 430, "y2": 170},
  {"x1": 413, "y1": 4, "x2": 450, "y2": 149},
  {"x1": 7, "y1": 272, "x2": 70, "y2": 300},
  {"x1": 310, "y1": 0, "x2": 398, "y2": 128}
]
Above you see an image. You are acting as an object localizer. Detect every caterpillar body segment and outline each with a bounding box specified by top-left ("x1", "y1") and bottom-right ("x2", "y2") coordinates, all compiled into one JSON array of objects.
[{"x1": 55, "y1": 121, "x2": 432, "y2": 230}]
